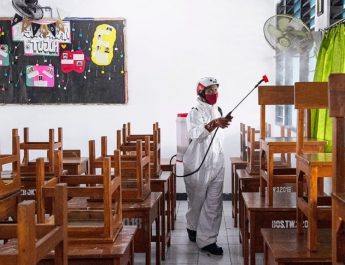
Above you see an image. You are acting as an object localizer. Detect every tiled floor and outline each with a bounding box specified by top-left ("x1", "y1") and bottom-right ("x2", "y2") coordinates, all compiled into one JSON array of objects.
[{"x1": 134, "y1": 200, "x2": 264, "y2": 265}]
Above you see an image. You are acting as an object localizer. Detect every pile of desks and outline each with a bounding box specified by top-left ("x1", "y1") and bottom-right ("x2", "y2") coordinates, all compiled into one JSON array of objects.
[
  {"x1": 0, "y1": 122, "x2": 177, "y2": 265},
  {"x1": 230, "y1": 76, "x2": 345, "y2": 265}
]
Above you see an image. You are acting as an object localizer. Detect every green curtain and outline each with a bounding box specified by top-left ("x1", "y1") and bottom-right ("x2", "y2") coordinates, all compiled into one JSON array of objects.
[{"x1": 311, "y1": 24, "x2": 345, "y2": 152}]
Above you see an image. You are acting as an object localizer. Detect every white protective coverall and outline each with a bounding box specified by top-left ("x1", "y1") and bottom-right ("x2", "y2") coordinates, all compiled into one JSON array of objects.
[{"x1": 183, "y1": 97, "x2": 225, "y2": 248}]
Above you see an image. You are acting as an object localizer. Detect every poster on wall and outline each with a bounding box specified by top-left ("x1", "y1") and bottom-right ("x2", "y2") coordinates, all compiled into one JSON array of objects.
[
  {"x1": 12, "y1": 20, "x2": 71, "y2": 56},
  {"x1": 26, "y1": 65, "x2": 55, "y2": 87}
]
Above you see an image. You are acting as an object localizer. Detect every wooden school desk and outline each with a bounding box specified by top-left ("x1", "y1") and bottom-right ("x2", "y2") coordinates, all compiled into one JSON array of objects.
[
  {"x1": 230, "y1": 156, "x2": 247, "y2": 227},
  {"x1": 242, "y1": 192, "x2": 299, "y2": 265},
  {"x1": 150, "y1": 171, "x2": 172, "y2": 259},
  {"x1": 122, "y1": 192, "x2": 161, "y2": 265}
]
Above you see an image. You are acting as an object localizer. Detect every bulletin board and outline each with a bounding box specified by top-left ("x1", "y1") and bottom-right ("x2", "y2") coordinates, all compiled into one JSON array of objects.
[{"x1": 0, "y1": 17, "x2": 127, "y2": 104}]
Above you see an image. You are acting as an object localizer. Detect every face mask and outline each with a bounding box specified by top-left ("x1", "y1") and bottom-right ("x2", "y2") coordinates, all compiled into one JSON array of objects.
[{"x1": 205, "y1": 93, "x2": 218, "y2": 105}]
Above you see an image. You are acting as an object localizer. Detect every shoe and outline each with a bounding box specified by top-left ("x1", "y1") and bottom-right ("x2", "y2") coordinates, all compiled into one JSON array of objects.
[
  {"x1": 201, "y1": 243, "x2": 223, "y2": 255},
  {"x1": 187, "y1": 228, "x2": 196, "y2": 242}
]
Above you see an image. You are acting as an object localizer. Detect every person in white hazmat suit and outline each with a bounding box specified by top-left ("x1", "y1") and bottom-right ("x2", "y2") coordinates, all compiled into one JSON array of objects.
[{"x1": 183, "y1": 77, "x2": 232, "y2": 255}]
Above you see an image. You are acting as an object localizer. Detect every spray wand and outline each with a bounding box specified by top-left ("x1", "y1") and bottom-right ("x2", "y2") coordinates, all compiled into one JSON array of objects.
[{"x1": 172, "y1": 74, "x2": 269, "y2": 178}]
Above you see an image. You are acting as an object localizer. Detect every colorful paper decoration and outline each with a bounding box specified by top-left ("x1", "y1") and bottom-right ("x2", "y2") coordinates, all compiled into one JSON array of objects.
[
  {"x1": 31, "y1": 22, "x2": 41, "y2": 36},
  {"x1": 61, "y1": 50, "x2": 86, "y2": 73},
  {"x1": 26, "y1": 65, "x2": 55, "y2": 87},
  {"x1": 11, "y1": 14, "x2": 23, "y2": 26},
  {"x1": 0, "y1": 45, "x2": 10, "y2": 66},
  {"x1": 91, "y1": 24, "x2": 116, "y2": 66}
]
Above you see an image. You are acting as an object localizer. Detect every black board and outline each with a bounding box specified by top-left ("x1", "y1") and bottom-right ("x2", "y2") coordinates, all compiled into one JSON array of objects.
[{"x1": 0, "y1": 17, "x2": 127, "y2": 104}]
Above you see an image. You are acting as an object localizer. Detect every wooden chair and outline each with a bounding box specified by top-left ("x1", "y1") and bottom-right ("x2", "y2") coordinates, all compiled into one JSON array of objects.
[
  {"x1": 122, "y1": 122, "x2": 161, "y2": 178},
  {"x1": 0, "y1": 135, "x2": 20, "y2": 200},
  {"x1": 89, "y1": 133, "x2": 151, "y2": 202},
  {"x1": 62, "y1": 149, "x2": 88, "y2": 175},
  {"x1": 0, "y1": 135, "x2": 21, "y2": 221},
  {"x1": 329, "y1": 74, "x2": 345, "y2": 264},
  {"x1": 295, "y1": 82, "x2": 331, "y2": 251},
  {"x1": 258, "y1": 85, "x2": 323, "y2": 206},
  {"x1": 0, "y1": 183, "x2": 68, "y2": 265},
  {"x1": 14, "y1": 127, "x2": 63, "y2": 173},
  {"x1": 37, "y1": 153, "x2": 122, "y2": 243},
  {"x1": 117, "y1": 129, "x2": 151, "y2": 201}
]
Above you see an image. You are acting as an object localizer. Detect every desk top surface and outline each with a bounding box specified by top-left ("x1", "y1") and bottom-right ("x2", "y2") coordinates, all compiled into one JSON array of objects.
[
  {"x1": 122, "y1": 192, "x2": 162, "y2": 210},
  {"x1": 261, "y1": 228, "x2": 331, "y2": 262},
  {"x1": 0, "y1": 226, "x2": 137, "y2": 258},
  {"x1": 230, "y1": 157, "x2": 247, "y2": 164},
  {"x1": 243, "y1": 192, "x2": 296, "y2": 210},
  {"x1": 261, "y1": 137, "x2": 325, "y2": 145},
  {"x1": 150, "y1": 171, "x2": 171, "y2": 182}
]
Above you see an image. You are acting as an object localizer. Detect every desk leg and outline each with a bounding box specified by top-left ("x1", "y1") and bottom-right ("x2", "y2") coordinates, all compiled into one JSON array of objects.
[
  {"x1": 160, "y1": 190, "x2": 166, "y2": 260},
  {"x1": 146, "y1": 214, "x2": 151, "y2": 265},
  {"x1": 267, "y1": 150, "x2": 274, "y2": 206},
  {"x1": 156, "y1": 200, "x2": 161, "y2": 265},
  {"x1": 297, "y1": 169, "x2": 304, "y2": 235},
  {"x1": 234, "y1": 167, "x2": 239, "y2": 227},
  {"x1": 167, "y1": 179, "x2": 171, "y2": 247},
  {"x1": 260, "y1": 149, "x2": 266, "y2": 197},
  {"x1": 308, "y1": 167, "x2": 318, "y2": 252},
  {"x1": 243, "y1": 206, "x2": 249, "y2": 265},
  {"x1": 231, "y1": 164, "x2": 235, "y2": 219},
  {"x1": 249, "y1": 211, "x2": 256, "y2": 265},
  {"x1": 239, "y1": 189, "x2": 243, "y2": 244}
]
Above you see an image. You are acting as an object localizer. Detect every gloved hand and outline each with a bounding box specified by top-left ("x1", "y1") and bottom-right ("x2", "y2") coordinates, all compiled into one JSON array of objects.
[{"x1": 205, "y1": 117, "x2": 231, "y2": 132}]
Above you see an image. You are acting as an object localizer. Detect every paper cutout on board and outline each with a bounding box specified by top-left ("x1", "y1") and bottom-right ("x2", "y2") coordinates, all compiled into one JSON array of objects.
[
  {"x1": 12, "y1": 20, "x2": 71, "y2": 56},
  {"x1": 0, "y1": 45, "x2": 10, "y2": 66},
  {"x1": 91, "y1": 24, "x2": 116, "y2": 66},
  {"x1": 26, "y1": 65, "x2": 55, "y2": 87},
  {"x1": 61, "y1": 50, "x2": 85, "y2": 74}
]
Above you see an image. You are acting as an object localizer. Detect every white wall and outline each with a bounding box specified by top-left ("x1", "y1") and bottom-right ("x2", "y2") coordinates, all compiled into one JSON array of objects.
[{"x1": 0, "y1": 0, "x2": 276, "y2": 193}]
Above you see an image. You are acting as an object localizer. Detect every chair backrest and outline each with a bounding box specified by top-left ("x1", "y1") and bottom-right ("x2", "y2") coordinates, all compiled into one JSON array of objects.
[
  {"x1": 258, "y1": 85, "x2": 294, "y2": 139},
  {"x1": 294, "y1": 82, "x2": 328, "y2": 154},
  {"x1": 328, "y1": 74, "x2": 345, "y2": 194}
]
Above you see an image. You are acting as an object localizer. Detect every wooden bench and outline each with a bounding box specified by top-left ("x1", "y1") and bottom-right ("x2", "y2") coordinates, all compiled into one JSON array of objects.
[
  {"x1": 0, "y1": 183, "x2": 68, "y2": 265},
  {"x1": 329, "y1": 74, "x2": 345, "y2": 264},
  {"x1": 262, "y1": 228, "x2": 331, "y2": 265},
  {"x1": 258, "y1": 85, "x2": 325, "y2": 206},
  {"x1": 294, "y1": 82, "x2": 331, "y2": 251},
  {"x1": 122, "y1": 122, "x2": 161, "y2": 178},
  {"x1": 37, "y1": 154, "x2": 123, "y2": 243}
]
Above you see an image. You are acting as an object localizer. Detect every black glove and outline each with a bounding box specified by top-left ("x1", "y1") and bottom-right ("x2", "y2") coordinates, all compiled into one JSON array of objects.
[{"x1": 205, "y1": 117, "x2": 231, "y2": 132}]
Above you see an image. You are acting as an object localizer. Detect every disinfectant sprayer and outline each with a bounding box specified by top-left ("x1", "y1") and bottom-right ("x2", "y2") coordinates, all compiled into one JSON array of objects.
[{"x1": 173, "y1": 74, "x2": 269, "y2": 178}]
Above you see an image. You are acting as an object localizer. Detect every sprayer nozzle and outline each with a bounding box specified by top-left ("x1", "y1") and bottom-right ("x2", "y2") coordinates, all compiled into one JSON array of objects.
[{"x1": 262, "y1": 75, "x2": 269, "y2": 83}]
